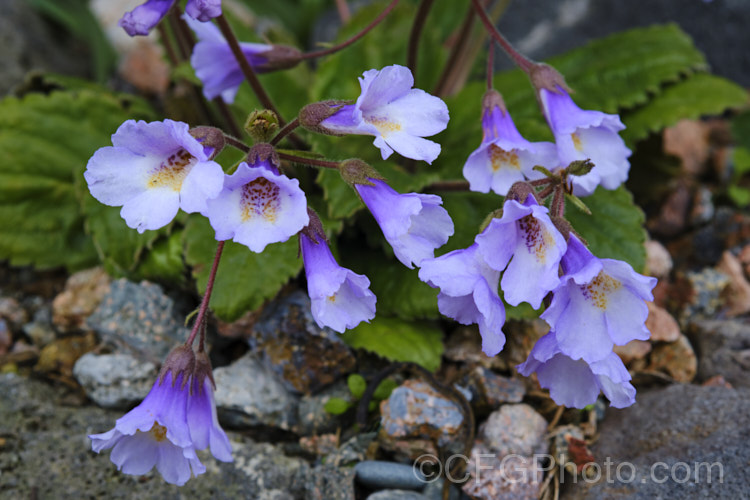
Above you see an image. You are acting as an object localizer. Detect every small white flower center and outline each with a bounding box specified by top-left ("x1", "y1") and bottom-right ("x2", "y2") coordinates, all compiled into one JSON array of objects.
[
  {"x1": 147, "y1": 149, "x2": 196, "y2": 191},
  {"x1": 489, "y1": 144, "x2": 520, "y2": 172},
  {"x1": 571, "y1": 132, "x2": 584, "y2": 152},
  {"x1": 240, "y1": 177, "x2": 281, "y2": 223},
  {"x1": 582, "y1": 271, "x2": 622, "y2": 310},
  {"x1": 148, "y1": 422, "x2": 168, "y2": 442}
]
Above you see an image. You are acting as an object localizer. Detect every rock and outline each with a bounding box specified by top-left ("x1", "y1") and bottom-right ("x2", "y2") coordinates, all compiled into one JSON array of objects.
[
  {"x1": 0, "y1": 297, "x2": 28, "y2": 328},
  {"x1": 663, "y1": 119, "x2": 710, "y2": 177},
  {"x1": 689, "y1": 186, "x2": 715, "y2": 226},
  {"x1": 355, "y1": 461, "x2": 427, "y2": 491},
  {"x1": 462, "y1": 442, "x2": 544, "y2": 500},
  {"x1": 326, "y1": 432, "x2": 378, "y2": 467},
  {"x1": 22, "y1": 307, "x2": 55, "y2": 348},
  {"x1": 550, "y1": 425, "x2": 592, "y2": 476},
  {"x1": 738, "y1": 243, "x2": 750, "y2": 279},
  {"x1": 562, "y1": 384, "x2": 750, "y2": 500},
  {"x1": 73, "y1": 352, "x2": 158, "y2": 409},
  {"x1": 613, "y1": 340, "x2": 651, "y2": 366},
  {"x1": 702, "y1": 375, "x2": 733, "y2": 388},
  {"x1": 680, "y1": 268, "x2": 730, "y2": 324},
  {"x1": 367, "y1": 491, "x2": 428, "y2": 500},
  {"x1": 34, "y1": 333, "x2": 97, "y2": 378},
  {"x1": 380, "y1": 379, "x2": 465, "y2": 450},
  {"x1": 460, "y1": 365, "x2": 525, "y2": 413},
  {"x1": 716, "y1": 251, "x2": 750, "y2": 316},
  {"x1": 644, "y1": 302, "x2": 680, "y2": 342},
  {"x1": 299, "y1": 434, "x2": 339, "y2": 457},
  {"x1": 303, "y1": 464, "x2": 355, "y2": 500},
  {"x1": 646, "y1": 334, "x2": 697, "y2": 383},
  {"x1": 86, "y1": 279, "x2": 191, "y2": 363},
  {"x1": 296, "y1": 379, "x2": 351, "y2": 436},
  {"x1": 649, "y1": 182, "x2": 690, "y2": 237},
  {"x1": 478, "y1": 404, "x2": 548, "y2": 457},
  {"x1": 644, "y1": 240, "x2": 672, "y2": 279},
  {"x1": 0, "y1": 319, "x2": 11, "y2": 355},
  {"x1": 213, "y1": 351, "x2": 299, "y2": 430},
  {"x1": 250, "y1": 291, "x2": 356, "y2": 394},
  {"x1": 422, "y1": 479, "x2": 466, "y2": 500},
  {"x1": 443, "y1": 326, "x2": 505, "y2": 370},
  {"x1": 52, "y1": 267, "x2": 110, "y2": 333},
  {"x1": 688, "y1": 319, "x2": 750, "y2": 388}
]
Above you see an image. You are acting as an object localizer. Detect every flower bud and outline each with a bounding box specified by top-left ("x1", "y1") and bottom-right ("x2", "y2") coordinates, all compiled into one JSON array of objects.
[
  {"x1": 246, "y1": 142, "x2": 280, "y2": 172},
  {"x1": 505, "y1": 181, "x2": 538, "y2": 204},
  {"x1": 159, "y1": 345, "x2": 196, "y2": 389},
  {"x1": 245, "y1": 109, "x2": 280, "y2": 144},
  {"x1": 298, "y1": 100, "x2": 349, "y2": 135},
  {"x1": 339, "y1": 159, "x2": 384, "y2": 187},
  {"x1": 256, "y1": 45, "x2": 303, "y2": 72},
  {"x1": 566, "y1": 159, "x2": 595, "y2": 177},
  {"x1": 190, "y1": 126, "x2": 225, "y2": 160},
  {"x1": 482, "y1": 88, "x2": 507, "y2": 116},
  {"x1": 300, "y1": 208, "x2": 327, "y2": 245},
  {"x1": 529, "y1": 63, "x2": 572, "y2": 96}
]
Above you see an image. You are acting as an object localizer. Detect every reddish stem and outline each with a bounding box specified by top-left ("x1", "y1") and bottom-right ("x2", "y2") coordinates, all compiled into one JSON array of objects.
[
  {"x1": 407, "y1": 0, "x2": 435, "y2": 79},
  {"x1": 278, "y1": 152, "x2": 340, "y2": 169},
  {"x1": 270, "y1": 117, "x2": 301, "y2": 146},
  {"x1": 186, "y1": 241, "x2": 225, "y2": 349},
  {"x1": 486, "y1": 40, "x2": 494, "y2": 90}
]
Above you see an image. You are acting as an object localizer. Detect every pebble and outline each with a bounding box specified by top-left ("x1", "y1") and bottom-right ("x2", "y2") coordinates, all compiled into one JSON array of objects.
[
  {"x1": 51, "y1": 267, "x2": 110, "y2": 333},
  {"x1": 34, "y1": 333, "x2": 97, "y2": 378},
  {"x1": 688, "y1": 319, "x2": 750, "y2": 388},
  {"x1": 680, "y1": 268, "x2": 730, "y2": 324},
  {"x1": 478, "y1": 404, "x2": 548, "y2": 457},
  {"x1": 644, "y1": 240, "x2": 673, "y2": 278},
  {"x1": 716, "y1": 250, "x2": 750, "y2": 317},
  {"x1": 644, "y1": 302, "x2": 681, "y2": 342},
  {"x1": 613, "y1": 339, "x2": 652, "y2": 365},
  {"x1": 367, "y1": 491, "x2": 428, "y2": 500},
  {"x1": 0, "y1": 320, "x2": 11, "y2": 355},
  {"x1": 646, "y1": 334, "x2": 697, "y2": 383},
  {"x1": 462, "y1": 442, "x2": 544, "y2": 500},
  {"x1": 296, "y1": 379, "x2": 351, "y2": 436},
  {"x1": 249, "y1": 291, "x2": 356, "y2": 394},
  {"x1": 22, "y1": 307, "x2": 55, "y2": 348},
  {"x1": 73, "y1": 352, "x2": 158, "y2": 409},
  {"x1": 459, "y1": 365, "x2": 525, "y2": 413},
  {"x1": 0, "y1": 297, "x2": 28, "y2": 328},
  {"x1": 355, "y1": 461, "x2": 426, "y2": 491}
]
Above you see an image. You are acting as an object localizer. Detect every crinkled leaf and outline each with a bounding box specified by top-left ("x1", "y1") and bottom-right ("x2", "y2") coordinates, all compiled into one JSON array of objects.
[
  {"x1": 133, "y1": 229, "x2": 188, "y2": 286},
  {"x1": 621, "y1": 73, "x2": 748, "y2": 146},
  {"x1": 183, "y1": 217, "x2": 303, "y2": 321},
  {"x1": 342, "y1": 316, "x2": 443, "y2": 372},
  {"x1": 566, "y1": 186, "x2": 647, "y2": 272}
]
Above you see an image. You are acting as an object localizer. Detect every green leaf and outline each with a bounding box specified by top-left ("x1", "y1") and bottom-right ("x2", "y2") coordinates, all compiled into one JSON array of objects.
[
  {"x1": 621, "y1": 73, "x2": 748, "y2": 146},
  {"x1": 183, "y1": 217, "x2": 303, "y2": 321},
  {"x1": 323, "y1": 397, "x2": 351, "y2": 415},
  {"x1": 0, "y1": 87, "x2": 154, "y2": 270},
  {"x1": 133, "y1": 229, "x2": 188, "y2": 286},
  {"x1": 565, "y1": 186, "x2": 647, "y2": 272},
  {"x1": 347, "y1": 374, "x2": 367, "y2": 399},
  {"x1": 342, "y1": 316, "x2": 444, "y2": 372},
  {"x1": 372, "y1": 378, "x2": 399, "y2": 401}
]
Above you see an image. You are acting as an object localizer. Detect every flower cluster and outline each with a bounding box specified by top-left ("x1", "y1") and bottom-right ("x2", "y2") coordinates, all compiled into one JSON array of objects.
[
  {"x1": 90, "y1": 347, "x2": 231, "y2": 485},
  {"x1": 120, "y1": 0, "x2": 222, "y2": 37}
]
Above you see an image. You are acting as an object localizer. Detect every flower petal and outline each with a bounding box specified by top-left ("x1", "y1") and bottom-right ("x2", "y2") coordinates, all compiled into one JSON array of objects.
[{"x1": 179, "y1": 160, "x2": 225, "y2": 214}]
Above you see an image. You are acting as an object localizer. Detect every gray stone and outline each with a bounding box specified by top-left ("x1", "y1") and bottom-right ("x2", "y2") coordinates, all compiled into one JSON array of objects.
[
  {"x1": 23, "y1": 306, "x2": 55, "y2": 348},
  {"x1": 355, "y1": 461, "x2": 427, "y2": 491},
  {"x1": 86, "y1": 279, "x2": 191, "y2": 363},
  {"x1": 367, "y1": 490, "x2": 428, "y2": 500},
  {"x1": 680, "y1": 268, "x2": 730, "y2": 324},
  {"x1": 688, "y1": 319, "x2": 750, "y2": 388},
  {"x1": 561, "y1": 384, "x2": 750, "y2": 500},
  {"x1": 462, "y1": 443, "x2": 545, "y2": 500},
  {"x1": 213, "y1": 352, "x2": 299, "y2": 430},
  {"x1": 296, "y1": 379, "x2": 351, "y2": 436},
  {"x1": 249, "y1": 291, "x2": 355, "y2": 394},
  {"x1": 460, "y1": 365, "x2": 525, "y2": 413},
  {"x1": 303, "y1": 464, "x2": 355, "y2": 500},
  {"x1": 73, "y1": 352, "x2": 158, "y2": 409},
  {"x1": 478, "y1": 404, "x2": 549, "y2": 457},
  {"x1": 422, "y1": 478, "x2": 466, "y2": 500},
  {"x1": 327, "y1": 432, "x2": 378, "y2": 466}
]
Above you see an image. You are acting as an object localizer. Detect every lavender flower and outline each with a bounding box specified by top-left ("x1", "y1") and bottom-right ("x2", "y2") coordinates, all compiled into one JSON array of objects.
[
  {"x1": 517, "y1": 331, "x2": 636, "y2": 408},
  {"x1": 463, "y1": 90, "x2": 558, "y2": 195},
  {"x1": 187, "y1": 354, "x2": 232, "y2": 462},
  {"x1": 419, "y1": 243, "x2": 505, "y2": 356},
  {"x1": 84, "y1": 119, "x2": 224, "y2": 233},
  {"x1": 539, "y1": 86, "x2": 631, "y2": 196},
  {"x1": 475, "y1": 195, "x2": 567, "y2": 309},
  {"x1": 119, "y1": 0, "x2": 222, "y2": 36},
  {"x1": 356, "y1": 179, "x2": 454, "y2": 268},
  {"x1": 184, "y1": 15, "x2": 272, "y2": 103},
  {"x1": 541, "y1": 235, "x2": 657, "y2": 363},
  {"x1": 320, "y1": 65, "x2": 449, "y2": 163},
  {"x1": 89, "y1": 371, "x2": 205, "y2": 486},
  {"x1": 300, "y1": 233, "x2": 377, "y2": 333},
  {"x1": 205, "y1": 160, "x2": 308, "y2": 252}
]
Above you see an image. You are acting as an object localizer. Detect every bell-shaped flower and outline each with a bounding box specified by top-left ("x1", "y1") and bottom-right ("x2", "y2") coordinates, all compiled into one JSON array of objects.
[
  {"x1": 184, "y1": 15, "x2": 272, "y2": 103},
  {"x1": 541, "y1": 235, "x2": 656, "y2": 363},
  {"x1": 84, "y1": 119, "x2": 224, "y2": 233},
  {"x1": 463, "y1": 90, "x2": 558, "y2": 195},
  {"x1": 419, "y1": 243, "x2": 505, "y2": 356},
  {"x1": 119, "y1": 0, "x2": 222, "y2": 36},
  {"x1": 539, "y1": 86, "x2": 631, "y2": 196},
  {"x1": 205, "y1": 160, "x2": 308, "y2": 252},
  {"x1": 517, "y1": 331, "x2": 636, "y2": 408},
  {"x1": 300, "y1": 232, "x2": 376, "y2": 333},
  {"x1": 187, "y1": 352, "x2": 233, "y2": 463},
  {"x1": 320, "y1": 65, "x2": 449, "y2": 163},
  {"x1": 475, "y1": 194, "x2": 567, "y2": 309},
  {"x1": 355, "y1": 179, "x2": 453, "y2": 268},
  {"x1": 89, "y1": 370, "x2": 205, "y2": 486}
]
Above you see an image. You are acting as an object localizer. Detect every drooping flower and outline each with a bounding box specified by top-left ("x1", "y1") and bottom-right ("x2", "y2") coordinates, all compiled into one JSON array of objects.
[
  {"x1": 517, "y1": 331, "x2": 636, "y2": 408},
  {"x1": 205, "y1": 158, "x2": 308, "y2": 252},
  {"x1": 475, "y1": 193, "x2": 567, "y2": 309},
  {"x1": 355, "y1": 179, "x2": 454, "y2": 268},
  {"x1": 320, "y1": 65, "x2": 449, "y2": 163},
  {"x1": 89, "y1": 370, "x2": 205, "y2": 485},
  {"x1": 539, "y1": 85, "x2": 631, "y2": 196},
  {"x1": 85, "y1": 119, "x2": 224, "y2": 233},
  {"x1": 463, "y1": 90, "x2": 558, "y2": 195},
  {"x1": 541, "y1": 235, "x2": 657, "y2": 363},
  {"x1": 119, "y1": 0, "x2": 222, "y2": 36},
  {"x1": 419, "y1": 243, "x2": 505, "y2": 356},
  {"x1": 184, "y1": 15, "x2": 272, "y2": 103},
  {"x1": 187, "y1": 352, "x2": 232, "y2": 462},
  {"x1": 300, "y1": 232, "x2": 376, "y2": 333}
]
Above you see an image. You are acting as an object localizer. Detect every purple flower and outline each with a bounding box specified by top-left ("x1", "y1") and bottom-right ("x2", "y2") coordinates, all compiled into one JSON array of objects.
[
  {"x1": 356, "y1": 179, "x2": 454, "y2": 268},
  {"x1": 320, "y1": 65, "x2": 449, "y2": 163},
  {"x1": 184, "y1": 0, "x2": 222, "y2": 22},
  {"x1": 119, "y1": 0, "x2": 222, "y2": 36},
  {"x1": 89, "y1": 372, "x2": 206, "y2": 485},
  {"x1": 187, "y1": 357, "x2": 232, "y2": 463},
  {"x1": 205, "y1": 160, "x2": 308, "y2": 252},
  {"x1": 517, "y1": 331, "x2": 636, "y2": 408},
  {"x1": 541, "y1": 235, "x2": 657, "y2": 363},
  {"x1": 184, "y1": 15, "x2": 272, "y2": 103},
  {"x1": 539, "y1": 86, "x2": 631, "y2": 196},
  {"x1": 475, "y1": 195, "x2": 567, "y2": 309},
  {"x1": 85, "y1": 119, "x2": 224, "y2": 233},
  {"x1": 419, "y1": 243, "x2": 505, "y2": 356},
  {"x1": 300, "y1": 233, "x2": 377, "y2": 332},
  {"x1": 463, "y1": 91, "x2": 559, "y2": 195}
]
